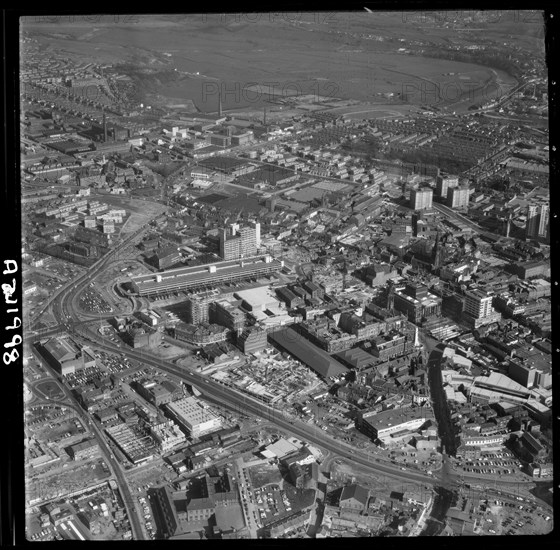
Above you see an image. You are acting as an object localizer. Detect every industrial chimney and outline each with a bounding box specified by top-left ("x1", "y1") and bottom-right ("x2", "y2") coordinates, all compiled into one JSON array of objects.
[{"x1": 102, "y1": 109, "x2": 108, "y2": 143}]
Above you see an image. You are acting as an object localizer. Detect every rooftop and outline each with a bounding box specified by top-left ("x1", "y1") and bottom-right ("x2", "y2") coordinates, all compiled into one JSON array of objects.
[
  {"x1": 340, "y1": 483, "x2": 369, "y2": 507},
  {"x1": 131, "y1": 255, "x2": 282, "y2": 293},
  {"x1": 362, "y1": 406, "x2": 430, "y2": 430},
  {"x1": 268, "y1": 327, "x2": 349, "y2": 380},
  {"x1": 474, "y1": 372, "x2": 530, "y2": 394},
  {"x1": 43, "y1": 337, "x2": 80, "y2": 362},
  {"x1": 166, "y1": 397, "x2": 220, "y2": 428}
]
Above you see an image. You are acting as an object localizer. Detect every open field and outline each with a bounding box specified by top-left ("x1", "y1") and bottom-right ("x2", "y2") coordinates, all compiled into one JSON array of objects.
[
  {"x1": 91, "y1": 194, "x2": 167, "y2": 236},
  {"x1": 148, "y1": 341, "x2": 189, "y2": 360},
  {"x1": 21, "y1": 12, "x2": 536, "y2": 113},
  {"x1": 34, "y1": 380, "x2": 66, "y2": 400}
]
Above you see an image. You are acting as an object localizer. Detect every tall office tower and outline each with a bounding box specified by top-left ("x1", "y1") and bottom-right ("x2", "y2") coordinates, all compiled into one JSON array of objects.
[
  {"x1": 219, "y1": 224, "x2": 258, "y2": 260},
  {"x1": 249, "y1": 221, "x2": 261, "y2": 247},
  {"x1": 239, "y1": 226, "x2": 258, "y2": 258},
  {"x1": 446, "y1": 186, "x2": 470, "y2": 209},
  {"x1": 538, "y1": 204, "x2": 549, "y2": 238},
  {"x1": 219, "y1": 229, "x2": 241, "y2": 260},
  {"x1": 436, "y1": 174, "x2": 459, "y2": 198},
  {"x1": 464, "y1": 290, "x2": 494, "y2": 320},
  {"x1": 187, "y1": 292, "x2": 215, "y2": 324},
  {"x1": 526, "y1": 204, "x2": 540, "y2": 239},
  {"x1": 435, "y1": 176, "x2": 447, "y2": 198},
  {"x1": 410, "y1": 187, "x2": 433, "y2": 211},
  {"x1": 435, "y1": 175, "x2": 448, "y2": 199}
]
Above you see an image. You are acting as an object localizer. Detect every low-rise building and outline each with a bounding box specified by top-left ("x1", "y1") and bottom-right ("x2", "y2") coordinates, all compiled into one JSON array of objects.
[
  {"x1": 67, "y1": 439, "x2": 99, "y2": 461},
  {"x1": 358, "y1": 406, "x2": 431, "y2": 446},
  {"x1": 339, "y1": 483, "x2": 369, "y2": 512},
  {"x1": 149, "y1": 420, "x2": 187, "y2": 452},
  {"x1": 165, "y1": 396, "x2": 222, "y2": 439},
  {"x1": 133, "y1": 379, "x2": 183, "y2": 407}
]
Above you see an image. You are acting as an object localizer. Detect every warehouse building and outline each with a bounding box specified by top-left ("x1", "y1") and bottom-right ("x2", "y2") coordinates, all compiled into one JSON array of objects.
[
  {"x1": 276, "y1": 286, "x2": 304, "y2": 309},
  {"x1": 133, "y1": 379, "x2": 183, "y2": 407},
  {"x1": 38, "y1": 338, "x2": 96, "y2": 376},
  {"x1": 165, "y1": 396, "x2": 223, "y2": 439},
  {"x1": 335, "y1": 348, "x2": 377, "y2": 371},
  {"x1": 358, "y1": 406, "x2": 431, "y2": 446},
  {"x1": 268, "y1": 326, "x2": 348, "y2": 381}
]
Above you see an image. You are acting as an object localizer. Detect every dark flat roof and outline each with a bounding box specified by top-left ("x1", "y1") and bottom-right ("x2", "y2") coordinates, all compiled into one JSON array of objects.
[{"x1": 268, "y1": 327, "x2": 348, "y2": 379}]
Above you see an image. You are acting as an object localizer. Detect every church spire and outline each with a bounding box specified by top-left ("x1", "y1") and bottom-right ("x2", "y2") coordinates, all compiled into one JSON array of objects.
[
  {"x1": 432, "y1": 231, "x2": 443, "y2": 269},
  {"x1": 387, "y1": 284, "x2": 395, "y2": 313}
]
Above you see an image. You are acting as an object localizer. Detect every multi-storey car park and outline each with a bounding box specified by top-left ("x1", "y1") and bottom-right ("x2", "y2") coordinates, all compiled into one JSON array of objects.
[{"x1": 128, "y1": 255, "x2": 283, "y2": 297}]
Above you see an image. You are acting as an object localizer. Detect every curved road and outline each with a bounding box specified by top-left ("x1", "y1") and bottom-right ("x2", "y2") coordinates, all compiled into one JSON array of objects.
[
  {"x1": 34, "y1": 218, "x2": 535, "y2": 540},
  {"x1": 52, "y1": 260, "x2": 535, "y2": 496},
  {"x1": 65, "y1": 321, "x2": 533, "y2": 494},
  {"x1": 26, "y1": 374, "x2": 144, "y2": 540}
]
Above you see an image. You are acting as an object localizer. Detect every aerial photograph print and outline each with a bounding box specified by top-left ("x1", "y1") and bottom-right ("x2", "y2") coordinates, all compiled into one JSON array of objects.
[{"x1": 17, "y1": 7, "x2": 554, "y2": 542}]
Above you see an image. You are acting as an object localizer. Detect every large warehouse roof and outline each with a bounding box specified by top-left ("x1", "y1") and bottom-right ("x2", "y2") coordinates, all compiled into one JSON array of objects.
[
  {"x1": 335, "y1": 348, "x2": 377, "y2": 370},
  {"x1": 474, "y1": 372, "x2": 530, "y2": 396},
  {"x1": 165, "y1": 396, "x2": 219, "y2": 428},
  {"x1": 43, "y1": 337, "x2": 80, "y2": 362},
  {"x1": 268, "y1": 327, "x2": 348, "y2": 380}
]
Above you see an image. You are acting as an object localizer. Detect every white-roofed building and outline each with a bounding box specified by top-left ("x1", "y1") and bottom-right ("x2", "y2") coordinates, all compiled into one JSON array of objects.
[
  {"x1": 263, "y1": 437, "x2": 300, "y2": 459},
  {"x1": 165, "y1": 396, "x2": 222, "y2": 438}
]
